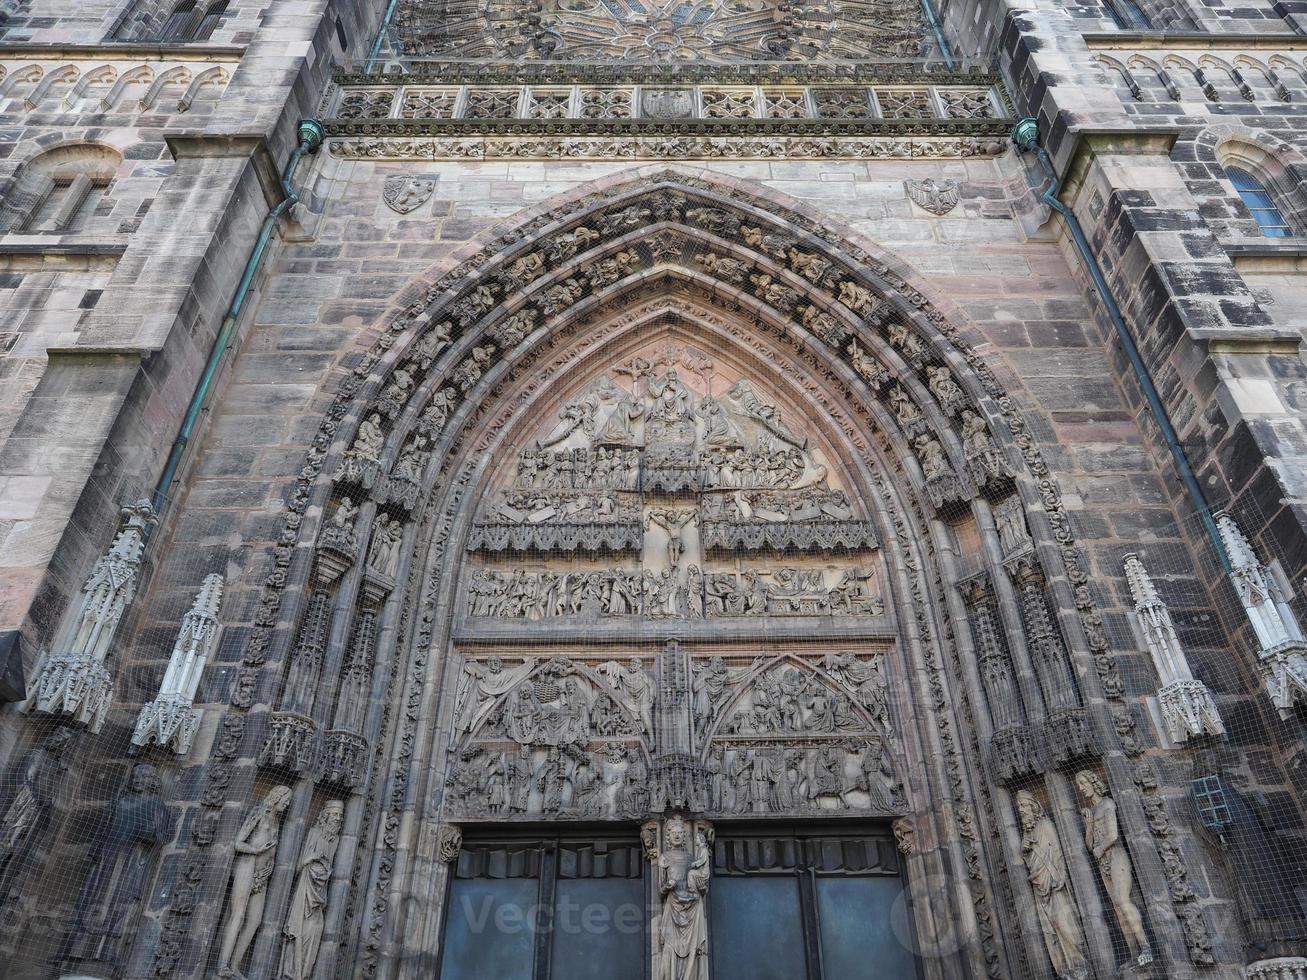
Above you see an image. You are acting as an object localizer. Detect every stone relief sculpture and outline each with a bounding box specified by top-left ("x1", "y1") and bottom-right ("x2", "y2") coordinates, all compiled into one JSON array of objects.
[
  {"x1": 366, "y1": 514, "x2": 403, "y2": 580},
  {"x1": 1017, "y1": 790, "x2": 1088, "y2": 980},
  {"x1": 319, "y1": 496, "x2": 360, "y2": 556},
  {"x1": 382, "y1": 174, "x2": 434, "y2": 214},
  {"x1": 600, "y1": 658, "x2": 655, "y2": 736},
  {"x1": 1075, "y1": 771, "x2": 1152, "y2": 968},
  {"x1": 1122, "y1": 553, "x2": 1225, "y2": 743},
  {"x1": 444, "y1": 655, "x2": 650, "y2": 821},
  {"x1": 465, "y1": 565, "x2": 882, "y2": 619},
  {"x1": 61, "y1": 763, "x2": 175, "y2": 969},
  {"x1": 280, "y1": 801, "x2": 345, "y2": 980},
  {"x1": 218, "y1": 784, "x2": 293, "y2": 979},
  {"x1": 443, "y1": 648, "x2": 898, "y2": 823},
  {"x1": 467, "y1": 356, "x2": 877, "y2": 563},
  {"x1": 132, "y1": 573, "x2": 225, "y2": 756},
  {"x1": 400, "y1": 0, "x2": 923, "y2": 63},
  {"x1": 905, "y1": 177, "x2": 961, "y2": 216},
  {"x1": 0, "y1": 727, "x2": 74, "y2": 901},
  {"x1": 339, "y1": 413, "x2": 385, "y2": 488},
  {"x1": 654, "y1": 816, "x2": 710, "y2": 980},
  {"x1": 25, "y1": 500, "x2": 157, "y2": 734}
]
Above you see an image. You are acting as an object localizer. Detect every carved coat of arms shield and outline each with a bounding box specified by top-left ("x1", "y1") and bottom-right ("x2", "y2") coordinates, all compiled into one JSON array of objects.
[
  {"x1": 383, "y1": 175, "x2": 436, "y2": 214},
  {"x1": 904, "y1": 178, "x2": 961, "y2": 216}
]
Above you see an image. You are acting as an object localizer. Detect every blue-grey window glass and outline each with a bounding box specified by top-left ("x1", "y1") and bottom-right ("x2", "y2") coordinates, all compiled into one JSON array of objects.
[
  {"x1": 160, "y1": 1, "x2": 197, "y2": 41},
  {"x1": 194, "y1": 0, "x2": 228, "y2": 40},
  {"x1": 549, "y1": 877, "x2": 646, "y2": 979},
  {"x1": 441, "y1": 837, "x2": 645, "y2": 980},
  {"x1": 441, "y1": 877, "x2": 537, "y2": 980},
  {"x1": 1107, "y1": 0, "x2": 1151, "y2": 29},
  {"x1": 816, "y1": 876, "x2": 916, "y2": 978},
  {"x1": 710, "y1": 875, "x2": 808, "y2": 980},
  {"x1": 1228, "y1": 167, "x2": 1293, "y2": 237},
  {"x1": 1192, "y1": 774, "x2": 1234, "y2": 832},
  {"x1": 711, "y1": 831, "x2": 918, "y2": 980}
]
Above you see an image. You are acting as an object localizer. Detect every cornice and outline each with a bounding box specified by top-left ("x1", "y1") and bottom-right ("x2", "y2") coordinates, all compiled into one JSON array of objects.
[
  {"x1": 0, "y1": 42, "x2": 245, "y2": 61},
  {"x1": 332, "y1": 61, "x2": 1002, "y2": 87},
  {"x1": 324, "y1": 117, "x2": 1013, "y2": 138},
  {"x1": 1082, "y1": 31, "x2": 1307, "y2": 51}
]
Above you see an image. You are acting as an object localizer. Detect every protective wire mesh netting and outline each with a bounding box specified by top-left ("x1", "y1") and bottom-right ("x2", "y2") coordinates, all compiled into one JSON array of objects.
[{"x1": 1, "y1": 112, "x2": 1305, "y2": 980}]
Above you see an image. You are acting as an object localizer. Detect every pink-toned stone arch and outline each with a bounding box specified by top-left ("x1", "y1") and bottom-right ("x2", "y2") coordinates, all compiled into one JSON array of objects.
[{"x1": 158, "y1": 167, "x2": 1151, "y2": 980}]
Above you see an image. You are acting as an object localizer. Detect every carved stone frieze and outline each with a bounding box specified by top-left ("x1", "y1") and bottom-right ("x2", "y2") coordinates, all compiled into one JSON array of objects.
[
  {"x1": 326, "y1": 132, "x2": 1010, "y2": 161},
  {"x1": 465, "y1": 564, "x2": 882, "y2": 619},
  {"x1": 444, "y1": 647, "x2": 898, "y2": 824},
  {"x1": 1247, "y1": 958, "x2": 1307, "y2": 980}
]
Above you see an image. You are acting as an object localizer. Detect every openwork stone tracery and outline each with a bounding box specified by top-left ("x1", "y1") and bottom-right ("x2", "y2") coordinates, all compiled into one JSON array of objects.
[
  {"x1": 146, "y1": 170, "x2": 1195, "y2": 980},
  {"x1": 396, "y1": 0, "x2": 925, "y2": 62}
]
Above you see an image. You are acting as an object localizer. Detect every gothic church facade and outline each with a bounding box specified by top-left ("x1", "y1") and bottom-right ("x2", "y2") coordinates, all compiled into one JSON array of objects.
[{"x1": 1, "y1": 0, "x2": 1307, "y2": 977}]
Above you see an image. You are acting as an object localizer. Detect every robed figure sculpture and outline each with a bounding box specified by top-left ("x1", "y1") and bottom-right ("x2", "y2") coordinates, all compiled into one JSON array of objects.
[{"x1": 656, "y1": 817, "x2": 709, "y2": 980}]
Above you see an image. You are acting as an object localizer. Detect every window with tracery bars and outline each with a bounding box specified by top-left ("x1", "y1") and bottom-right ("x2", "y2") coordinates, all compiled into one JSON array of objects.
[
  {"x1": 194, "y1": 0, "x2": 228, "y2": 40},
  {"x1": 160, "y1": 1, "x2": 198, "y2": 40},
  {"x1": 1227, "y1": 166, "x2": 1294, "y2": 237},
  {"x1": 1106, "y1": 0, "x2": 1152, "y2": 29}
]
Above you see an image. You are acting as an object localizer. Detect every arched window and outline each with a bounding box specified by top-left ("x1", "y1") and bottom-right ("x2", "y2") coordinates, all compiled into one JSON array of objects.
[
  {"x1": 0, "y1": 144, "x2": 123, "y2": 234},
  {"x1": 194, "y1": 0, "x2": 228, "y2": 40},
  {"x1": 1106, "y1": 0, "x2": 1152, "y2": 29},
  {"x1": 160, "y1": 1, "x2": 198, "y2": 41},
  {"x1": 1227, "y1": 166, "x2": 1294, "y2": 238}
]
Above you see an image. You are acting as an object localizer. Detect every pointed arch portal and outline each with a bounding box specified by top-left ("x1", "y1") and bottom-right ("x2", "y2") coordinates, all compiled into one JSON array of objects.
[{"x1": 164, "y1": 169, "x2": 1172, "y2": 980}]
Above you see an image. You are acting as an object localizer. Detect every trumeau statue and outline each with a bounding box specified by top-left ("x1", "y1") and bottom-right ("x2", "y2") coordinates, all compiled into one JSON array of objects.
[
  {"x1": 655, "y1": 816, "x2": 710, "y2": 980},
  {"x1": 1017, "y1": 790, "x2": 1088, "y2": 980},
  {"x1": 218, "y1": 784, "x2": 293, "y2": 979},
  {"x1": 0, "y1": 727, "x2": 74, "y2": 901},
  {"x1": 280, "y1": 801, "x2": 345, "y2": 980},
  {"x1": 62, "y1": 763, "x2": 175, "y2": 968},
  {"x1": 1076, "y1": 771, "x2": 1152, "y2": 968}
]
